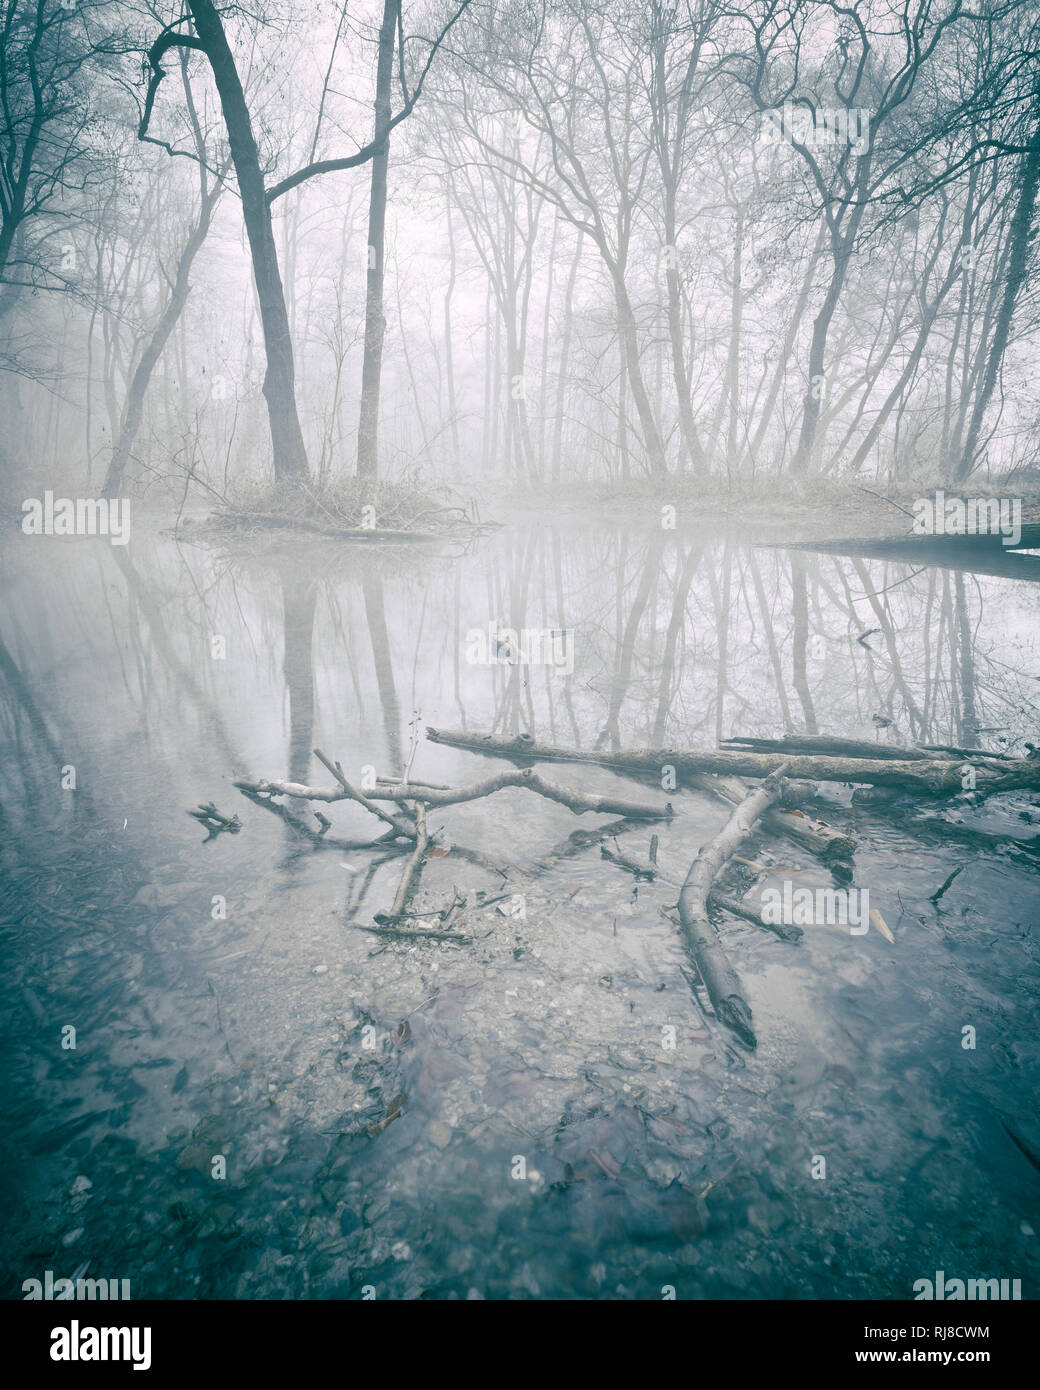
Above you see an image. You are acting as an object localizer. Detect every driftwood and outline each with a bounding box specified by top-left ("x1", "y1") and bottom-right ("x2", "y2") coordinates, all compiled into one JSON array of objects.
[
  {"x1": 425, "y1": 728, "x2": 1040, "y2": 797},
  {"x1": 684, "y1": 767, "x2": 857, "y2": 874},
  {"x1": 313, "y1": 749, "x2": 418, "y2": 840},
  {"x1": 762, "y1": 807, "x2": 856, "y2": 877},
  {"x1": 709, "y1": 889, "x2": 803, "y2": 943},
  {"x1": 600, "y1": 844, "x2": 657, "y2": 879},
  {"x1": 597, "y1": 844, "x2": 803, "y2": 944},
  {"x1": 238, "y1": 766, "x2": 672, "y2": 824},
  {"x1": 723, "y1": 733, "x2": 1018, "y2": 763},
  {"x1": 188, "y1": 802, "x2": 241, "y2": 841},
  {"x1": 677, "y1": 767, "x2": 790, "y2": 1049},
  {"x1": 391, "y1": 804, "x2": 429, "y2": 917},
  {"x1": 235, "y1": 781, "x2": 405, "y2": 853},
  {"x1": 366, "y1": 768, "x2": 672, "y2": 820}
]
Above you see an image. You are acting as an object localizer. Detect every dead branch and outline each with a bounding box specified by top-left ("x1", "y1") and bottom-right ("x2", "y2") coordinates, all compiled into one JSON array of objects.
[
  {"x1": 312, "y1": 749, "x2": 418, "y2": 839},
  {"x1": 235, "y1": 782, "x2": 404, "y2": 853},
  {"x1": 708, "y1": 888, "x2": 803, "y2": 943},
  {"x1": 368, "y1": 767, "x2": 672, "y2": 819},
  {"x1": 424, "y1": 727, "x2": 1040, "y2": 797},
  {"x1": 187, "y1": 802, "x2": 241, "y2": 841},
  {"x1": 391, "y1": 803, "x2": 429, "y2": 918},
  {"x1": 677, "y1": 766, "x2": 790, "y2": 1049}
]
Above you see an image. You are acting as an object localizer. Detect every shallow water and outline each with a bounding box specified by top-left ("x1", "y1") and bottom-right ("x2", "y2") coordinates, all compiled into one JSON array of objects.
[{"x1": 2, "y1": 518, "x2": 1038, "y2": 1300}]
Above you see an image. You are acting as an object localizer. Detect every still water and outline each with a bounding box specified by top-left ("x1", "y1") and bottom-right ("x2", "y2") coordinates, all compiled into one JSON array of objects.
[{"x1": 2, "y1": 518, "x2": 1038, "y2": 1299}]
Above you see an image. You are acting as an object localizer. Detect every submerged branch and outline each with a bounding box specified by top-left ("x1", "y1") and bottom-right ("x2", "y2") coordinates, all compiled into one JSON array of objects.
[{"x1": 676, "y1": 767, "x2": 790, "y2": 1049}]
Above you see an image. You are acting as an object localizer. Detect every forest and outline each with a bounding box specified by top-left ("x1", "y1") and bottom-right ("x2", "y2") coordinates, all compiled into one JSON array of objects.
[
  {"x1": 4, "y1": 0, "x2": 1040, "y2": 506},
  {"x1": 2, "y1": 0, "x2": 1040, "y2": 1327}
]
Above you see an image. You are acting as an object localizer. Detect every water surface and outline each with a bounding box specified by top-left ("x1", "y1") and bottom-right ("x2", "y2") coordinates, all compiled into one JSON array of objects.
[{"x1": 2, "y1": 518, "x2": 1038, "y2": 1299}]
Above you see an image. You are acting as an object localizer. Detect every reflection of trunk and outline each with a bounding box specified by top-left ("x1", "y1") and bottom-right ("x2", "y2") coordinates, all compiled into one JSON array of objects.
[
  {"x1": 356, "y1": 0, "x2": 399, "y2": 480},
  {"x1": 601, "y1": 535, "x2": 664, "y2": 749},
  {"x1": 103, "y1": 185, "x2": 221, "y2": 498},
  {"x1": 361, "y1": 572, "x2": 402, "y2": 773},
  {"x1": 749, "y1": 552, "x2": 793, "y2": 734},
  {"x1": 790, "y1": 553, "x2": 818, "y2": 733},
  {"x1": 108, "y1": 546, "x2": 246, "y2": 771},
  {"x1": 281, "y1": 572, "x2": 317, "y2": 783},
  {"x1": 652, "y1": 542, "x2": 702, "y2": 743},
  {"x1": 850, "y1": 557, "x2": 925, "y2": 738},
  {"x1": 187, "y1": 0, "x2": 309, "y2": 485},
  {"x1": 0, "y1": 633, "x2": 69, "y2": 777},
  {"x1": 954, "y1": 572, "x2": 979, "y2": 749},
  {"x1": 956, "y1": 113, "x2": 1040, "y2": 482}
]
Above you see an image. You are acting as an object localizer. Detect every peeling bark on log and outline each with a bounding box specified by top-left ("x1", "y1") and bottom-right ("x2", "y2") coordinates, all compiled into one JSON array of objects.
[
  {"x1": 762, "y1": 807, "x2": 856, "y2": 873},
  {"x1": 676, "y1": 767, "x2": 790, "y2": 1049},
  {"x1": 424, "y1": 727, "x2": 1040, "y2": 797}
]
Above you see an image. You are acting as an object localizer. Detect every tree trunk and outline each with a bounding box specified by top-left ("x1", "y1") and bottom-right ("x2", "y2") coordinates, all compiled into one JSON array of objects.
[
  {"x1": 187, "y1": 0, "x2": 309, "y2": 485},
  {"x1": 103, "y1": 186, "x2": 221, "y2": 497},
  {"x1": 613, "y1": 271, "x2": 667, "y2": 476},
  {"x1": 955, "y1": 113, "x2": 1040, "y2": 482},
  {"x1": 356, "y1": 0, "x2": 400, "y2": 480}
]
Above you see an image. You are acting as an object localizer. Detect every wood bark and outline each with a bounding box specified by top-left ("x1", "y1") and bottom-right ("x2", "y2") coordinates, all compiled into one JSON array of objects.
[
  {"x1": 356, "y1": 0, "x2": 399, "y2": 480},
  {"x1": 184, "y1": 0, "x2": 310, "y2": 483},
  {"x1": 424, "y1": 727, "x2": 1040, "y2": 796},
  {"x1": 677, "y1": 769, "x2": 789, "y2": 1048}
]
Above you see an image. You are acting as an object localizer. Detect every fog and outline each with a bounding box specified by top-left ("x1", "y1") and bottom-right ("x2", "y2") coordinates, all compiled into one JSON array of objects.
[{"x1": 2, "y1": 0, "x2": 1039, "y2": 1319}]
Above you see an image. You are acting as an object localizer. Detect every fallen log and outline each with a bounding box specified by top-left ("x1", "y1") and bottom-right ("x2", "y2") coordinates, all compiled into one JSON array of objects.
[
  {"x1": 762, "y1": 807, "x2": 856, "y2": 877},
  {"x1": 708, "y1": 889, "x2": 803, "y2": 944},
  {"x1": 391, "y1": 804, "x2": 429, "y2": 918},
  {"x1": 237, "y1": 766, "x2": 672, "y2": 824},
  {"x1": 676, "y1": 767, "x2": 790, "y2": 1049},
  {"x1": 600, "y1": 844, "x2": 656, "y2": 879},
  {"x1": 313, "y1": 749, "x2": 418, "y2": 840},
  {"x1": 723, "y1": 734, "x2": 939, "y2": 762},
  {"x1": 424, "y1": 727, "x2": 1040, "y2": 797},
  {"x1": 723, "y1": 733, "x2": 1018, "y2": 763},
  {"x1": 366, "y1": 768, "x2": 672, "y2": 821},
  {"x1": 235, "y1": 781, "x2": 406, "y2": 853}
]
